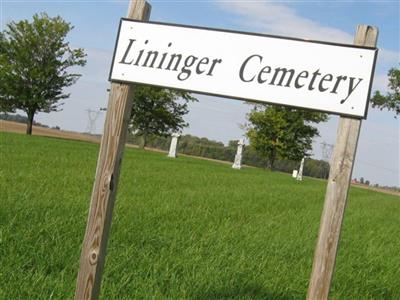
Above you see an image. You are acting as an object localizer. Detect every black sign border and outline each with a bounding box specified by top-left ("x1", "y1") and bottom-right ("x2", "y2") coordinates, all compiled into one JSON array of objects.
[{"x1": 109, "y1": 18, "x2": 379, "y2": 119}]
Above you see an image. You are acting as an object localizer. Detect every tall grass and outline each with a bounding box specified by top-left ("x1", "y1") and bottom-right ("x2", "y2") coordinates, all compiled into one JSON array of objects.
[{"x1": 0, "y1": 132, "x2": 399, "y2": 299}]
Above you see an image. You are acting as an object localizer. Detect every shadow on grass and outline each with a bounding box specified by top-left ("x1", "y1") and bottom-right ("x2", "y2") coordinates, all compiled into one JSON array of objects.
[{"x1": 192, "y1": 283, "x2": 298, "y2": 300}]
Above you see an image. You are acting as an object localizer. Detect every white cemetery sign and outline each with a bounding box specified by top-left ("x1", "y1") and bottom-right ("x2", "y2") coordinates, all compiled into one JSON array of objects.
[{"x1": 110, "y1": 19, "x2": 377, "y2": 118}]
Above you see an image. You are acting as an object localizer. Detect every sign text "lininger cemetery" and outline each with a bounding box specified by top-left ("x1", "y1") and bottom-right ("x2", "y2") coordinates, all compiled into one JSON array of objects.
[{"x1": 110, "y1": 19, "x2": 378, "y2": 118}]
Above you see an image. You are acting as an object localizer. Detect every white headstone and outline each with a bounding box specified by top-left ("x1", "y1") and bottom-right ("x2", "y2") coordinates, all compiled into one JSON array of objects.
[
  {"x1": 292, "y1": 170, "x2": 298, "y2": 178},
  {"x1": 167, "y1": 133, "x2": 180, "y2": 158},
  {"x1": 232, "y1": 139, "x2": 245, "y2": 169},
  {"x1": 296, "y1": 157, "x2": 305, "y2": 181}
]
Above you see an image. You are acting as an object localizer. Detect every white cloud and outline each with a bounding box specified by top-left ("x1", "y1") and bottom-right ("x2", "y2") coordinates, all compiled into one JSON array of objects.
[{"x1": 219, "y1": 1, "x2": 353, "y2": 43}]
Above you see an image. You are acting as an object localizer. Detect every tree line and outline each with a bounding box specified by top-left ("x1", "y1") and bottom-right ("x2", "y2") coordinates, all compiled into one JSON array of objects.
[{"x1": 127, "y1": 133, "x2": 331, "y2": 179}]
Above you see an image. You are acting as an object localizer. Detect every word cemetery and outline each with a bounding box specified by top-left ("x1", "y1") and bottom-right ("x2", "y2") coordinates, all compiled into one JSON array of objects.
[{"x1": 239, "y1": 56, "x2": 363, "y2": 105}]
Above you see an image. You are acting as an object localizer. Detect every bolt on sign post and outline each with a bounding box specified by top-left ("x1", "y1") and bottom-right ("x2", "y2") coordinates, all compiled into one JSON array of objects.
[{"x1": 75, "y1": 0, "x2": 378, "y2": 298}]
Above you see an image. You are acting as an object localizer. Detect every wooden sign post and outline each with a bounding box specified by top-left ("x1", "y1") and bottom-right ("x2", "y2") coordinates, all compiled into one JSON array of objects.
[
  {"x1": 74, "y1": 1, "x2": 151, "y2": 299},
  {"x1": 74, "y1": 1, "x2": 378, "y2": 298},
  {"x1": 307, "y1": 25, "x2": 378, "y2": 300}
]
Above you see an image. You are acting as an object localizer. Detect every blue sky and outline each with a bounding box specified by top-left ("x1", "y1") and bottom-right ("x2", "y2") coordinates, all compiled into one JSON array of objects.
[{"x1": 1, "y1": 0, "x2": 399, "y2": 186}]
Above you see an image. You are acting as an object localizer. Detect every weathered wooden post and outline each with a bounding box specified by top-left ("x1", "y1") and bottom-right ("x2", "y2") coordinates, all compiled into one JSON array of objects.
[
  {"x1": 232, "y1": 138, "x2": 245, "y2": 169},
  {"x1": 307, "y1": 25, "x2": 378, "y2": 300},
  {"x1": 167, "y1": 133, "x2": 180, "y2": 158},
  {"x1": 74, "y1": 1, "x2": 151, "y2": 299}
]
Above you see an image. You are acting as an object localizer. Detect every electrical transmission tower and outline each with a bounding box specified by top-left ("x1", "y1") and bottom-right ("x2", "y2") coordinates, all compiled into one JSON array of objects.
[
  {"x1": 321, "y1": 141, "x2": 334, "y2": 165},
  {"x1": 85, "y1": 109, "x2": 102, "y2": 134},
  {"x1": 321, "y1": 141, "x2": 334, "y2": 179}
]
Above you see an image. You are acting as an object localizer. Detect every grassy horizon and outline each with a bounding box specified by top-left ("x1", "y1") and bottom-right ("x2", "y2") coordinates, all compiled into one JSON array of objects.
[{"x1": 0, "y1": 132, "x2": 399, "y2": 299}]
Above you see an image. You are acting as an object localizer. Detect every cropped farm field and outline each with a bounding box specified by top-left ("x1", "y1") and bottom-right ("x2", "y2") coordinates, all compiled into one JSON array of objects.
[{"x1": 0, "y1": 132, "x2": 399, "y2": 299}]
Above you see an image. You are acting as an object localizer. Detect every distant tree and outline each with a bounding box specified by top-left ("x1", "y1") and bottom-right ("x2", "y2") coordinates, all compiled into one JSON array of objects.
[
  {"x1": 0, "y1": 13, "x2": 86, "y2": 134},
  {"x1": 365, "y1": 180, "x2": 370, "y2": 186},
  {"x1": 228, "y1": 140, "x2": 239, "y2": 149},
  {"x1": 360, "y1": 177, "x2": 365, "y2": 184},
  {"x1": 130, "y1": 85, "x2": 196, "y2": 148},
  {"x1": 246, "y1": 105, "x2": 328, "y2": 170},
  {"x1": 304, "y1": 158, "x2": 330, "y2": 179},
  {"x1": 371, "y1": 65, "x2": 400, "y2": 116}
]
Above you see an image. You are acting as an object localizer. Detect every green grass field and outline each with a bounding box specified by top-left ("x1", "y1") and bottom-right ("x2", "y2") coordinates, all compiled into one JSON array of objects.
[{"x1": 0, "y1": 132, "x2": 399, "y2": 299}]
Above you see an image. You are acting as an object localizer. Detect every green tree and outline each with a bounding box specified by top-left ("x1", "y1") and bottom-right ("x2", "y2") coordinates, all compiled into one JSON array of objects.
[
  {"x1": 246, "y1": 105, "x2": 327, "y2": 170},
  {"x1": 130, "y1": 85, "x2": 196, "y2": 148},
  {"x1": 0, "y1": 13, "x2": 86, "y2": 134},
  {"x1": 371, "y1": 65, "x2": 400, "y2": 116}
]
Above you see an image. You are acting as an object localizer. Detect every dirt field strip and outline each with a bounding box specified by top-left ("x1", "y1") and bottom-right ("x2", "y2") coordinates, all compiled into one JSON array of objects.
[
  {"x1": 0, "y1": 120, "x2": 101, "y2": 144},
  {"x1": 0, "y1": 120, "x2": 232, "y2": 166}
]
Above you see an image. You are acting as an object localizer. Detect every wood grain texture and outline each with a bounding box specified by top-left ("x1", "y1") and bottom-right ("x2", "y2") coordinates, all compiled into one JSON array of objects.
[
  {"x1": 74, "y1": 2, "x2": 151, "y2": 299},
  {"x1": 307, "y1": 25, "x2": 378, "y2": 300}
]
